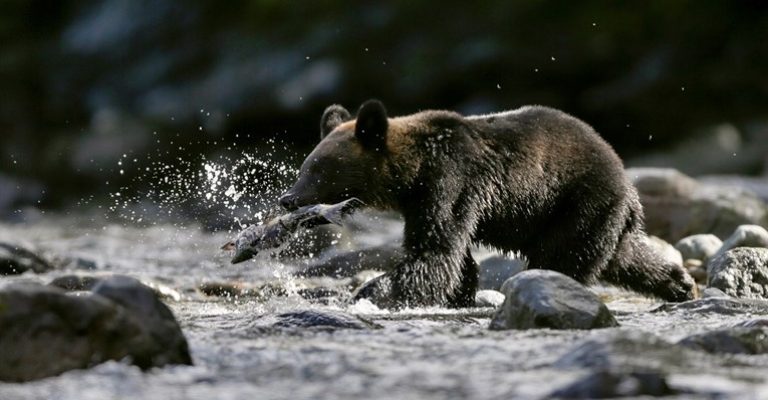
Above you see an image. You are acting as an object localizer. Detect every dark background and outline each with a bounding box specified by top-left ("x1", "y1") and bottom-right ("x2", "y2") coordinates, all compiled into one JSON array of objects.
[{"x1": 1, "y1": 0, "x2": 767, "y2": 218}]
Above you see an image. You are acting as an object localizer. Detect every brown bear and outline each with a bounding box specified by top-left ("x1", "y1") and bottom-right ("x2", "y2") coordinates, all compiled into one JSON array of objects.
[{"x1": 279, "y1": 100, "x2": 696, "y2": 308}]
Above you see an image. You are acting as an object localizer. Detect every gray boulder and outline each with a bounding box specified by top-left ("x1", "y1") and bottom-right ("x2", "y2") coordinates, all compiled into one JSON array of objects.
[
  {"x1": 475, "y1": 290, "x2": 505, "y2": 308},
  {"x1": 627, "y1": 168, "x2": 768, "y2": 242},
  {"x1": 0, "y1": 279, "x2": 191, "y2": 382},
  {"x1": 251, "y1": 309, "x2": 380, "y2": 332},
  {"x1": 0, "y1": 242, "x2": 54, "y2": 275},
  {"x1": 707, "y1": 248, "x2": 768, "y2": 299},
  {"x1": 674, "y1": 234, "x2": 723, "y2": 261},
  {"x1": 713, "y1": 224, "x2": 768, "y2": 260},
  {"x1": 478, "y1": 254, "x2": 527, "y2": 290},
  {"x1": 678, "y1": 327, "x2": 768, "y2": 354},
  {"x1": 490, "y1": 270, "x2": 618, "y2": 330}
]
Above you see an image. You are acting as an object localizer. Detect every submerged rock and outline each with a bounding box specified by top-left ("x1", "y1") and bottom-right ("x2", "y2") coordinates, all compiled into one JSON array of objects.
[
  {"x1": 253, "y1": 309, "x2": 380, "y2": 331},
  {"x1": 549, "y1": 370, "x2": 678, "y2": 399},
  {"x1": 675, "y1": 234, "x2": 722, "y2": 262},
  {"x1": 475, "y1": 290, "x2": 505, "y2": 308},
  {"x1": 627, "y1": 168, "x2": 768, "y2": 242},
  {"x1": 678, "y1": 327, "x2": 768, "y2": 355},
  {"x1": 0, "y1": 279, "x2": 191, "y2": 382},
  {"x1": 490, "y1": 270, "x2": 618, "y2": 330},
  {"x1": 555, "y1": 331, "x2": 694, "y2": 370},
  {"x1": 48, "y1": 274, "x2": 101, "y2": 291},
  {"x1": 478, "y1": 254, "x2": 527, "y2": 291},
  {"x1": 707, "y1": 247, "x2": 768, "y2": 299},
  {"x1": 0, "y1": 242, "x2": 54, "y2": 275}
]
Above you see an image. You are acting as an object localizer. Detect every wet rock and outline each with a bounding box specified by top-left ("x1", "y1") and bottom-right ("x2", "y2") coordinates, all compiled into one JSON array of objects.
[
  {"x1": 48, "y1": 275, "x2": 101, "y2": 291},
  {"x1": 714, "y1": 224, "x2": 768, "y2": 259},
  {"x1": 198, "y1": 281, "x2": 249, "y2": 298},
  {"x1": 555, "y1": 331, "x2": 694, "y2": 370},
  {"x1": 0, "y1": 242, "x2": 54, "y2": 275},
  {"x1": 478, "y1": 254, "x2": 527, "y2": 290},
  {"x1": 549, "y1": 370, "x2": 678, "y2": 399},
  {"x1": 701, "y1": 287, "x2": 729, "y2": 298},
  {"x1": 626, "y1": 168, "x2": 768, "y2": 242},
  {"x1": 91, "y1": 276, "x2": 192, "y2": 368},
  {"x1": 490, "y1": 270, "x2": 618, "y2": 330},
  {"x1": 674, "y1": 234, "x2": 722, "y2": 261},
  {"x1": 300, "y1": 245, "x2": 402, "y2": 278},
  {"x1": 707, "y1": 247, "x2": 768, "y2": 299},
  {"x1": 475, "y1": 290, "x2": 505, "y2": 308},
  {"x1": 647, "y1": 236, "x2": 683, "y2": 268},
  {"x1": 296, "y1": 287, "x2": 345, "y2": 301},
  {"x1": 678, "y1": 327, "x2": 768, "y2": 355},
  {"x1": 0, "y1": 281, "x2": 191, "y2": 382},
  {"x1": 254, "y1": 310, "x2": 380, "y2": 331},
  {"x1": 653, "y1": 297, "x2": 768, "y2": 315}
]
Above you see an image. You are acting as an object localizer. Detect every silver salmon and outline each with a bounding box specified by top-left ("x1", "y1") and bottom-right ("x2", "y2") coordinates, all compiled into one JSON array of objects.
[{"x1": 221, "y1": 198, "x2": 364, "y2": 264}]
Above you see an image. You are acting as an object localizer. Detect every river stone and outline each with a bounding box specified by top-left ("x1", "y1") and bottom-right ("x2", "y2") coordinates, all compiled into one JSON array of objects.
[
  {"x1": 626, "y1": 168, "x2": 768, "y2": 242},
  {"x1": 490, "y1": 270, "x2": 618, "y2": 330},
  {"x1": 701, "y1": 287, "x2": 729, "y2": 298},
  {"x1": 300, "y1": 245, "x2": 402, "y2": 278},
  {"x1": 478, "y1": 254, "x2": 527, "y2": 290},
  {"x1": 678, "y1": 327, "x2": 768, "y2": 354},
  {"x1": 549, "y1": 370, "x2": 678, "y2": 399},
  {"x1": 675, "y1": 234, "x2": 723, "y2": 261},
  {"x1": 91, "y1": 276, "x2": 192, "y2": 368},
  {"x1": 267, "y1": 310, "x2": 380, "y2": 330},
  {"x1": 475, "y1": 290, "x2": 505, "y2": 307},
  {"x1": 707, "y1": 248, "x2": 768, "y2": 299},
  {"x1": 48, "y1": 275, "x2": 101, "y2": 291},
  {"x1": 0, "y1": 281, "x2": 191, "y2": 382},
  {"x1": 0, "y1": 242, "x2": 54, "y2": 275},
  {"x1": 714, "y1": 224, "x2": 768, "y2": 259}
]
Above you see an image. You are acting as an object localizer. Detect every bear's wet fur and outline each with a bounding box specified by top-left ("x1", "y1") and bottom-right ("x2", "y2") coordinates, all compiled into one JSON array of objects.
[{"x1": 280, "y1": 100, "x2": 697, "y2": 308}]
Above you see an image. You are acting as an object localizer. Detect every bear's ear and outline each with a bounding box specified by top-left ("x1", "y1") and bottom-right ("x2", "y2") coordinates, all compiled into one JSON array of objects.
[
  {"x1": 320, "y1": 105, "x2": 351, "y2": 139},
  {"x1": 355, "y1": 99, "x2": 388, "y2": 152}
]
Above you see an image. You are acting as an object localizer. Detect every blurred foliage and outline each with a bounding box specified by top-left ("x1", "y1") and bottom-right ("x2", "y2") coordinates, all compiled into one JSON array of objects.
[{"x1": 0, "y1": 0, "x2": 767, "y2": 210}]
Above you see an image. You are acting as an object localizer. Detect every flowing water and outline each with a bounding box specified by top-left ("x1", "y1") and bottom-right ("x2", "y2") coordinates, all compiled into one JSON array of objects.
[{"x1": 1, "y1": 153, "x2": 768, "y2": 399}]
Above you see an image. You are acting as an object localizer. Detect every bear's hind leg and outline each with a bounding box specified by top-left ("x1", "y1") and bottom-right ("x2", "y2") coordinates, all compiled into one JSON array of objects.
[
  {"x1": 446, "y1": 250, "x2": 479, "y2": 308},
  {"x1": 600, "y1": 232, "x2": 696, "y2": 302}
]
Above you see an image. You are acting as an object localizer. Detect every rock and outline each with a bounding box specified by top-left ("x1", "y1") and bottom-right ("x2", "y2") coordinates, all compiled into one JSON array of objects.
[
  {"x1": 652, "y1": 297, "x2": 768, "y2": 315},
  {"x1": 478, "y1": 254, "x2": 527, "y2": 290},
  {"x1": 489, "y1": 270, "x2": 618, "y2": 330},
  {"x1": 296, "y1": 287, "x2": 345, "y2": 301},
  {"x1": 0, "y1": 242, "x2": 54, "y2": 275},
  {"x1": 555, "y1": 331, "x2": 695, "y2": 370},
  {"x1": 549, "y1": 370, "x2": 678, "y2": 399},
  {"x1": 626, "y1": 168, "x2": 768, "y2": 243},
  {"x1": 475, "y1": 290, "x2": 505, "y2": 308},
  {"x1": 90, "y1": 276, "x2": 192, "y2": 368},
  {"x1": 199, "y1": 281, "x2": 249, "y2": 298},
  {"x1": 0, "y1": 281, "x2": 191, "y2": 382},
  {"x1": 48, "y1": 275, "x2": 101, "y2": 291},
  {"x1": 647, "y1": 236, "x2": 683, "y2": 268},
  {"x1": 678, "y1": 327, "x2": 768, "y2": 354},
  {"x1": 675, "y1": 234, "x2": 723, "y2": 261},
  {"x1": 707, "y1": 248, "x2": 768, "y2": 299},
  {"x1": 714, "y1": 224, "x2": 768, "y2": 259},
  {"x1": 684, "y1": 259, "x2": 707, "y2": 284},
  {"x1": 701, "y1": 287, "x2": 729, "y2": 298},
  {"x1": 253, "y1": 310, "x2": 380, "y2": 331}
]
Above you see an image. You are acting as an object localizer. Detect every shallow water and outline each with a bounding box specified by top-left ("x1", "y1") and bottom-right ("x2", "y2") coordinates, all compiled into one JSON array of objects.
[{"x1": 1, "y1": 217, "x2": 768, "y2": 399}]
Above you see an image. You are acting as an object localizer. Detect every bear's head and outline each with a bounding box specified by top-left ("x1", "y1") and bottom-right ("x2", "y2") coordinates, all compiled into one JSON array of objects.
[{"x1": 279, "y1": 99, "x2": 409, "y2": 211}]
